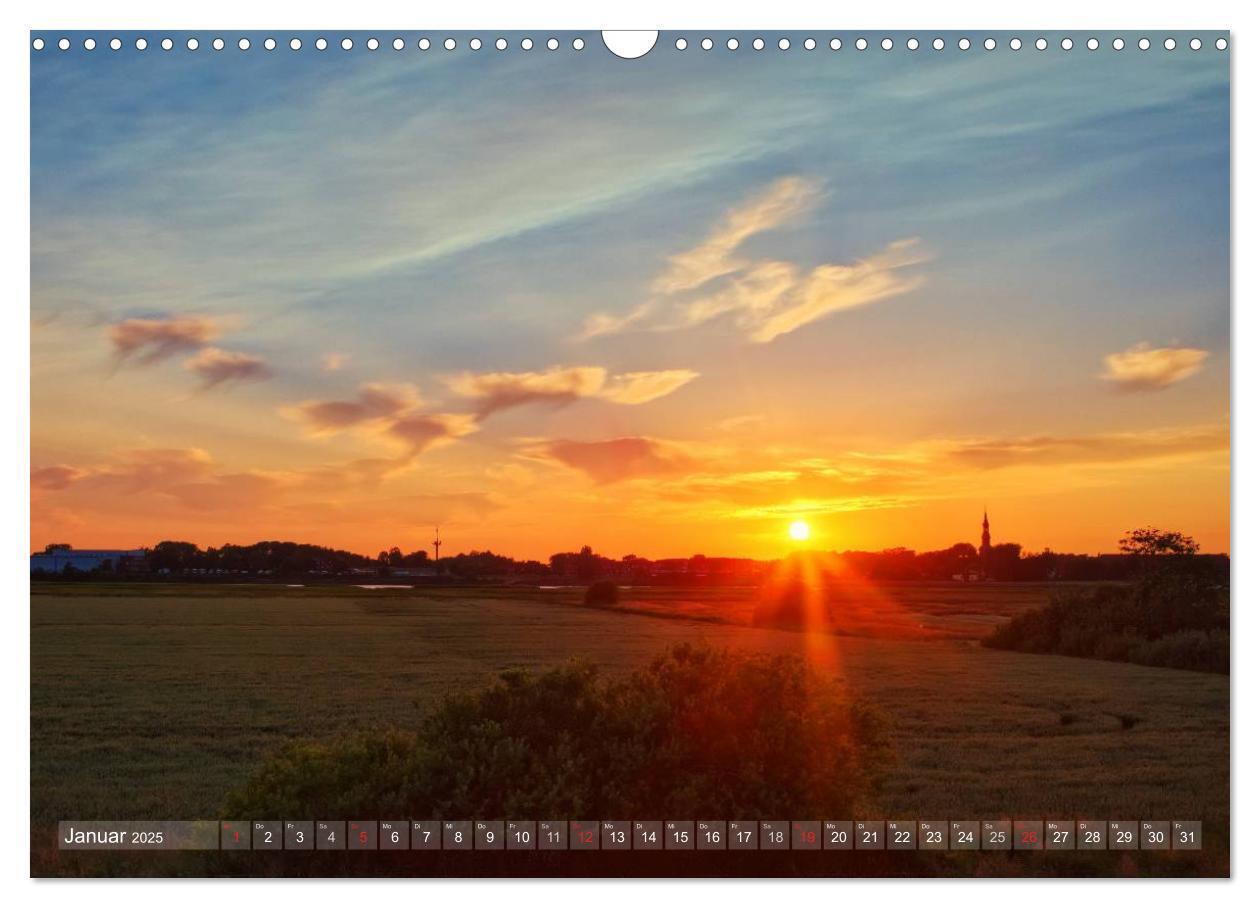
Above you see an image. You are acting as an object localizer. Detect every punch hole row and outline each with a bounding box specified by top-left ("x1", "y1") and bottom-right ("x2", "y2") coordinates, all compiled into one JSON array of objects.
[
  {"x1": 672, "y1": 35, "x2": 1228, "y2": 52},
  {"x1": 31, "y1": 34, "x2": 1229, "y2": 53},
  {"x1": 31, "y1": 35, "x2": 589, "y2": 52}
]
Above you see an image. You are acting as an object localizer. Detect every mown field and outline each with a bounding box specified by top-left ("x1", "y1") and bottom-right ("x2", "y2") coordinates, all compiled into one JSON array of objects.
[{"x1": 30, "y1": 582, "x2": 1229, "y2": 877}]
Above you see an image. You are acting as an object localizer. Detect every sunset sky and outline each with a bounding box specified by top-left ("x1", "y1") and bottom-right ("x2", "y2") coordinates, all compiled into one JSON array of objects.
[{"x1": 30, "y1": 34, "x2": 1230, "y2": 559}]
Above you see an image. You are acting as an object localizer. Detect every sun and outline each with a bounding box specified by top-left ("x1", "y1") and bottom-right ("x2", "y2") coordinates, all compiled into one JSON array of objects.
[{"x1": 788, "y1": 520, "x2": 811, "y2": 541}]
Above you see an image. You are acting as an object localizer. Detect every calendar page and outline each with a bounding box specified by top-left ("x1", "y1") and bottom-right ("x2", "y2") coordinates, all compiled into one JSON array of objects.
[{"x1": 28, "y1": 28, "x2": 1229, "y2": 880}]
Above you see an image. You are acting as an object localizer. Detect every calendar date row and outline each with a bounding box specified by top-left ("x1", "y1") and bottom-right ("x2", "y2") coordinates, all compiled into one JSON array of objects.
[{"x1": 60, "y1": 819, "x2": 1203, "y2": 851}]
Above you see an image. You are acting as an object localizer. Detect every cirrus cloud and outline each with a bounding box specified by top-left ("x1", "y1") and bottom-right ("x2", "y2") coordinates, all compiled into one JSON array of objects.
[
  {"x1": 1101, "y1": 343, "x2": 1209, "y2": 391},
  {"x1": 582, "y1": 177, "x2": 928, "y2": 343}
]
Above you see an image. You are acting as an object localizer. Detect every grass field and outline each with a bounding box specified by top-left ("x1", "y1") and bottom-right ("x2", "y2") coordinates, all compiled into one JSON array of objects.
[{"x1": 30, "y1": 582, "x2": 1229, "y2": 877}]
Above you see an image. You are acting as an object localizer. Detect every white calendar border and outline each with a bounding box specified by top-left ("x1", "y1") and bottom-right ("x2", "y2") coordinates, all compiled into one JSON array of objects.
[{"x1": 2, "y1": 0, "x2": 1252, "y2": 904}]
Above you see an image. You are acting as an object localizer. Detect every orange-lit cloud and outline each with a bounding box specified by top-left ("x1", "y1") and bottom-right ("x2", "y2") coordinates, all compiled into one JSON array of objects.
[
  {"x1": 596, "y1": 369, "x2": 699, "y2": 404},
  {"x1": 31, "y1": 465, "x2": 86, "y2": 491},
  {"x1": 386, "y1": 413, "x2": 479, "y2": 454},
  {"x1": 942, "y1": 424, "x2": 1228, "y2": 469},
  {"x1": 282, "y1": 382, "x2": 477, "y2": 459},
  {"x1": 1101, "y1": 343, "x2": 1209, "y2": 390},
  {"x1": 184, "y1": 347, "x2": 273, "y2": 388},
  {"x1": 583, "y1": 177, "x2": 928, "y2": 343},
  {"x1": 284, "y1": 382, "x2": 422, "y2": 435},
  {"x1": 109, "y1": 315, "x2": 219, "y2": 363},
  {"x1": 537, "y1": 437, "x2": 698, "y2": 483},
  {"x1": 446, "y1": 365, "x2": 697, "y2": 418},
  {"x1": 322, "y1": 352, "x2": 349, "y2": 371}
]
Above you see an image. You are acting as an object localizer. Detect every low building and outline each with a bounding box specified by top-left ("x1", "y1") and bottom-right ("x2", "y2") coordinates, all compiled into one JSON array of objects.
[{"x1": 30, "y1": 545, "x2": 146, "y2": 574}]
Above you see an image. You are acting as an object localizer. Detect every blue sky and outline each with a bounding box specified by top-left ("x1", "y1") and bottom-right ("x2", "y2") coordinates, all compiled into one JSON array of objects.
[{"x1": 30, "y1": 33, "x2": 1231, "y2": 557}]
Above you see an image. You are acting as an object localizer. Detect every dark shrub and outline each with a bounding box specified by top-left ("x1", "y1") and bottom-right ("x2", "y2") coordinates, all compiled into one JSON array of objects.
[
  {"x1": 583, "y1": 580, "x2": 620, "y2": 606},
  {"x1": 226, "y1": 645, "x2": 892, "y2": 819},
  {"x1": 984, "y1": 570, "x2": 1228, "y2": 673}
]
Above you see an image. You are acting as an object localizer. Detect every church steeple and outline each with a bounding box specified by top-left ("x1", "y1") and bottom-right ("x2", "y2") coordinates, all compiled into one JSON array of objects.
[{"x1": 981, "y1": 509, "x2": 991, "y2": 554}]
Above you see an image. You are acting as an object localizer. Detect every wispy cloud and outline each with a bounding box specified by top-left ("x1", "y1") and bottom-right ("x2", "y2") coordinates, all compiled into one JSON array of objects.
[
  {"x1": 1101, "y1": 343, "x2": 1209, "y2": 391},
  {"x1": 582, "y1": 177, "x2": 928, "y2": 343},
  {"x1": 652, "y1": 176, "x2": 818, "y2": 294},
  {"x1": 322, "y1": 352, "x2": 349, "y2": 372},
  {"x1": 184, "y1": 347, "x2": 272, "y2": 389},
  {"x1": 446, "y1": 365, "x2": 698, "y2": 418},
  {"x1": 109, "y1": 315, "x2": 218, "y2": 363}
]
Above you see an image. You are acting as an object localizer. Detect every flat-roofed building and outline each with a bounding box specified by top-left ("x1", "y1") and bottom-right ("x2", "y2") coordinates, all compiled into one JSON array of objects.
[{"x1": 30, "y1": 545, "x2": 146, "y2": 574}]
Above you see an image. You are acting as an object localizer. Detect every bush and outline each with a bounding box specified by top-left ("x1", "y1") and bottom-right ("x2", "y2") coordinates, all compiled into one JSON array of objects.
[
  {"x1": 226, "y1": 645, "x2": 892, "y2": 820},
  {"x1": 984, "y1": 570, "x2": 1228, "y2": 673},
  {"x1": 583, "y1": 580, "x2": 620, "y2": 606}
]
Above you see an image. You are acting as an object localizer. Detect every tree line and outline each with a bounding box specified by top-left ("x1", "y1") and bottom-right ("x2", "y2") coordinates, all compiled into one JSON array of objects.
[{"x1": 33, "y1": 527, "x2": 1225, "y2": 583}]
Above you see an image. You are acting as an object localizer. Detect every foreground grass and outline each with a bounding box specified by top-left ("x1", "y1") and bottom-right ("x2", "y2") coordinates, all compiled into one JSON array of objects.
[{"x1": 31, "y1": 585, "x2": 1228, "y2": 876}]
